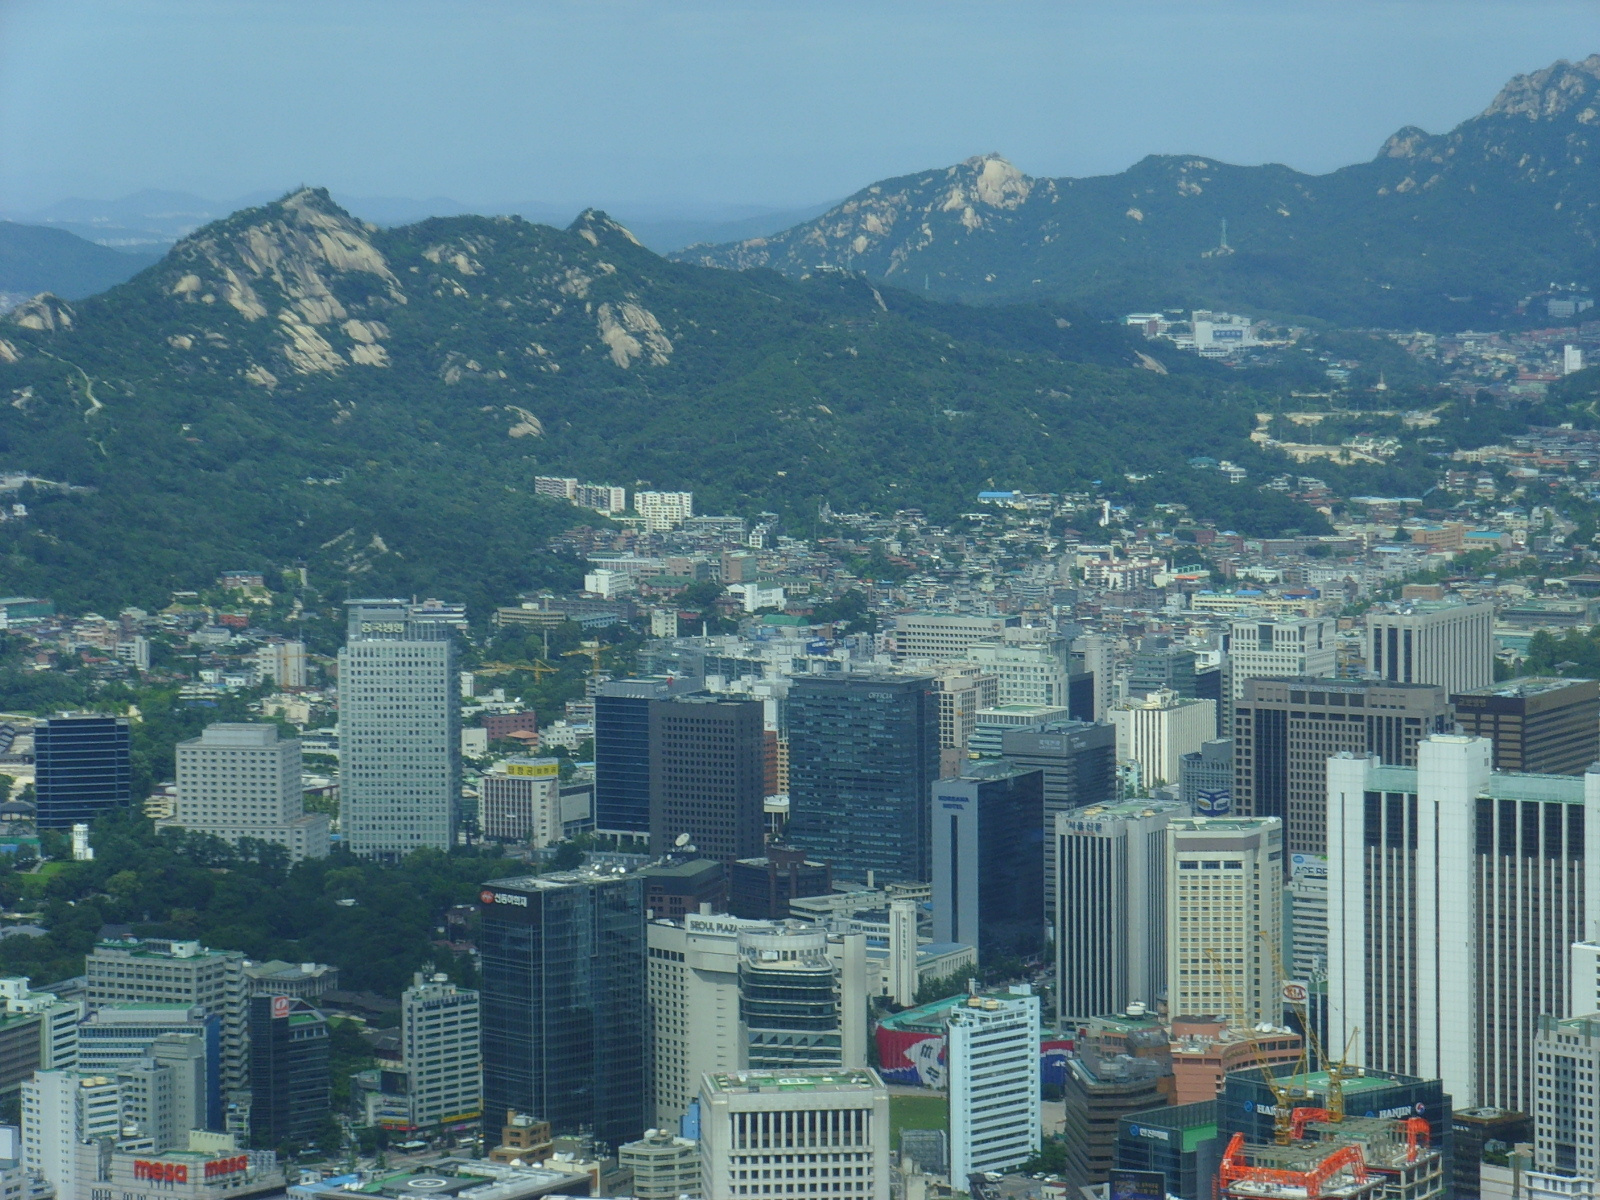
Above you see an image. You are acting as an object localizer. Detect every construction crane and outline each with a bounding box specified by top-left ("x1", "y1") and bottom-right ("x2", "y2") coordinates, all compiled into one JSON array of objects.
[
  {"x1": 563, "y1": 641, "x2": 605, "y2": 675},
  {"x1": 1205, "y1": 946, "x2": 1308, "y2": 1145},
  {"x1": 1217, "y1": 1132, "x2": 1368, "y2": 1198},
  {"x1": 474, "y1": 660, "x2": 559, "y2": 682},
  {"x1": 1259, "y1": 932, "x2": 1361, "y2": 1125}
]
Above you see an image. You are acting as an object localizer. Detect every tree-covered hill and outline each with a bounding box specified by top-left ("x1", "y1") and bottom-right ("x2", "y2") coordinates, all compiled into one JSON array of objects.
[
  {"x1": 678, "y1": 55, "x2": 1600, "y2": 329},
  {"x1": 0, "y1": 188, "x2": 1321, "y2": 612}
]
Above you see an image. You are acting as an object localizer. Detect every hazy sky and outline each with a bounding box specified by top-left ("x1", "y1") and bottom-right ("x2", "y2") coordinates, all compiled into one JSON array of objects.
[{"x1": 1, "y1": 0, "x2": 1595, "y2": 214}]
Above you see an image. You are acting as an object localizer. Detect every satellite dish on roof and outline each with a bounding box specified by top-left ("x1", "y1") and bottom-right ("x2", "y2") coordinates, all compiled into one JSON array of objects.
[{"x1": 675, "y1": 832, "x2": 691, "y2": 848}]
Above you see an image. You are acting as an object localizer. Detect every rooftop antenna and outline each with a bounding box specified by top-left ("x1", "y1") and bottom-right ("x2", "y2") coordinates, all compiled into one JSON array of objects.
[{"x1": 1219, "y1": 218, "x2": 1229, "y2": 253}]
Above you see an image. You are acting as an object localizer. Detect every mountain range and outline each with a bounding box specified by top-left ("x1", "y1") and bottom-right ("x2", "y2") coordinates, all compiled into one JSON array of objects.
[
  {"x1": 0, "y1": 188, "x2": 1321, "y2": 613},
  {"x1": 677, "y1": 55, "x2": 1600, "y2": 329}
]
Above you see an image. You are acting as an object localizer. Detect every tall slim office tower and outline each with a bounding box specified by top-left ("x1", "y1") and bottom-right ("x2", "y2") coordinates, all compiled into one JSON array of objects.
[
  {"x1": 595, "y1": 676, "x2": 695, "y2": 836},
  {"x1": 786, "y1": 673, "x2": 939, "y2": 882},
  {"x1": 1367, "y1": 600, "x2": 1494, "y2": 697},
  {"x1": 1071, "y1": 633, "x2": 1114, "y2": 722},
  {"x1": 738, "y1": 924, "x2": 867, "y2": 1073},
  {"x1": 339, "y1": 599, "x2": 461, "y2": 858},
  {"x1": 1326, "y1": 735, "x2": 1600, "y2": 1111},
  {"x1": 1221, "y1": 616, "x2": 1335, "y2": 729},
  {"x1": 1231, "y1": 676, "x2": 1450, "y2": 855},
  {"x1": 1002, "y1": 721, "x2": 1117, "y2": 926},
  {"x1": 33, "y1": 715, "x2": 131, "y2": 829},
  {"x1": 1452, "y1": 677, "x2": 1600, "y2": 774},
  {"x1": 21, "y1": 1070, "x2": 121, "y2": 1198},
  {"x1": 247, "y1": 994, "x2": 330, "y2": 1149},
  {"x1": 1054, "y1": 800, "x2": 1185, "y2": 1025},
  {"x1": 167, "y1": 723, "x2": 329, "y2": 860},
  {"x1": 698, "y1": 1068, "x2": 891, "y2": 1200},
  {"x1": 648, "y1": 694, "x2": 765, "y2": 860},
  {"x1": 947, "y1": 991, "x2": 1041, "y2": 1183},
  {"x1": 1164, "y1": 817, "x2": 1284, "y2": 1026},
  {"x1": 400, "y1": 972, "x2": 481, "y2": 1130},
  {"x1": 478, "y1": 871, "x2": 646, "y2": 1148},
  {"x1": 931, "y1": 762, "x2": 1045, "y2": 960}
]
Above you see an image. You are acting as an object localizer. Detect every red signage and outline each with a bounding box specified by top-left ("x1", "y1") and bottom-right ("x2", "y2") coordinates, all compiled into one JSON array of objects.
[
  {"x1": 480, "y1": 889, "x2": 496, "y2": 904},
  {"x1": 271, "y1": 995, "x2": 291, "y2": 1019},
  {"x1": 205, "y1": 1155, "x2": 249, "y2": 1180},
  {"x1": 134, "y1": 1161, "x2": 189, "y2": 1183}
]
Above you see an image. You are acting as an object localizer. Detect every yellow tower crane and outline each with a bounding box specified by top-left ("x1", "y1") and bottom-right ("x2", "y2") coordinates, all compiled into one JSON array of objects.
[{"x1": 1205, "y1": 946, "x2": 1310, "y2": 1145}]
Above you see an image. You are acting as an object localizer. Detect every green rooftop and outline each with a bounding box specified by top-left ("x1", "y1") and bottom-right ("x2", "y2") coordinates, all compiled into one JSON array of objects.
[
  {"x1": 707, "y1": 1069, "x2": 881, "y2": 1094},
  {"x1": 1483, "y1": 772, "x2": 1586, "y2": 804}
]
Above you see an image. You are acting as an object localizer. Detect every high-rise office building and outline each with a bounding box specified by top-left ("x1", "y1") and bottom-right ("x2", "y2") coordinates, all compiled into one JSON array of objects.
[
  {"x1": 887, "y1": 614, "x2": 1016, "y2": 659},
  {"x1": 1003, "y1": 721, "x2": 1117, "y2": 926},
  {"x1": 738, "y1": 925, "x2": 866, "y2": 1073},
  {"x1": 786, "y1": 673, "x2": 939, "y2": 882},
  {"x1": 1367, "y1": 600, "x2": 1494, "y2": 698},
  {"x1": 87, "y1": 939, "x2": 248, "y2": 1099},
  {"x1": 1232, "y1": 676, "x2": 1450, "y2": 855},
  {"x1": 33, "y1": 715, "x2": 131, "y2": 828},
  {"x1": 1165, "y1": 817, "x2": 1284, "y2": 1026},
  {"x1": 339, "y1": 599, "x2": 461, "y2": 858},
  {"x1": 0, "y1": 978, "x2": 81, "y2": 1105},
  {"x1": 964, "y1": 639, "x2": 1069, "y2": 707},
  {"x1": 648, "y1": 694, "x2": 765, "y2": 860},
  {"x1": 480, "y1": 758, "x2": 563, "y2": 845},
  {"x1": 76, "y1": 1004, "x2": 220, "y2": 1131},
  {"x1": 1533, "y1": 1014, "x2": 1600, "y2": 1178},
  {"x1": 728, "y1": 847, "x2": 832, "y2": 919},
  {"x1": 248, "y1": 994, "x2": 329, "y2": 1148},
  {"x1": 928, "y1": 665, "x2": 999, "y2": 778},
  {"x1": 166, "y1": 723, "x2": 329, "y2": 861},
  {"x1": 399, "y1": 972, "x2": 481, "y2": 1131},
  {"x1": 594, "y1": 676, "x2": 696, "y2": 836},
  {"x1": 1111, "y1": 690, "x2": 1216, "y2": 788},
  {"x1": 1071, "y1": 633, "x2": 1114, "y2": 722},
  {"x1": 931, "y1": 762, "x2": 1045, "y2": 960},
  {"x1": 1054, "y1": 801, "x2": 1185, "y2": 1025},
  {"x1": 478, "y1": 871, "x2": 646, "y2": 1147},
  {"x1": 21, "y1": 1070, "x2": 121, "y2": 1197},
  {"x1": 255, "y1": 639, "x2": 307, "y2": 688},
  {"x1": 1127, "y1": 639, "x2": 1199, "y2": 699},
  {"x1": 1221, "y1": 617, "x2": 1335, "y2": 728},
  {"x1": 1326, "y1": 735, "x2": 1600, "y2": 1110},
  {"x1": 1452, "y1": 677, "x2": 1600, "y2": 775},
  {"x1": 1286, "y1": 853, "x2": 1329, "y2": 980},
  {"x1": 697, "y1": 1068, "x2": 891, "y2": 1200},
  {"x1": 1179, "y1": 738, "x2": 1234, "y2": 814},
  {"x1": 114, "y1": 1031, "x2": 210, "y2": 1150},
  {"x1": 947, "y1": 990, "x2": 1041, "y2": 1183}
]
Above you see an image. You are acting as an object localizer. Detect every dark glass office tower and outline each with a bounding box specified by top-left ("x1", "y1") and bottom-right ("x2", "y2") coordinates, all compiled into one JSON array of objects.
[
  {"x1": 594, "y1": 677, "x2": 695, "y2": 834},
  {"x1": 1001, "y1": 720, "x2": 1116, "y2": 925},
  {"x1": 648, "y1": 694, "x2": 765, "y2": 860},
  {"x1": 34, "y1": 715, "x2": 131, "y2": 828},
  {"x1": 247, "y1": 995, "x2": 329, "y2": 1149},
  {"x1": 479, "y1": 871, "x2": 646, "y2": 1149},
  {"x1": 930, "y1": 761, "x2": 1046, "y2": 960},
  {"x1": 785, "y1": 673, "x2": 939, "y2": 882}
]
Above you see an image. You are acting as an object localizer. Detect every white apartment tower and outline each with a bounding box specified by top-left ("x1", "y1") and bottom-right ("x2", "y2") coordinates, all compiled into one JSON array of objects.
[
  {"x1": 1164, "y1": 817, "x2": 1284, "y2": 1026},
  {"x1": 339, "y1": 599, "x2": 462, "y2": 859},
  {"x1": 636, "y1": 491, "x2": 694, "y2": 532},
  {"x1": 1366, "y1": 601, "x2": 1494, "y2": 698},
  {"x1": 698, "y1": 1068, "x2": 890, "y2": 1200},
  {"x1": 255, "y1": 640, "x2": 307, "y2": 688},
  {"x1": 1222, "y1": 616, "x2": 1335, "y2": 724},
  {"x1": 22, "y1": 1070, "x2": 121, "y2": 1198},
  {"x1": 1055, "y1": 801, "x2": 1185, "y2": 1024},
  {"x1": 947, "y1": 991, "x2": 1041, "y2": 1182},
  {"x1": 400, "y1": 972, "x2": 482, "y2": 1129},
  {"x1": 1326, "y1": 735, "x2": 1600, "y2": 1111},
  {"x1": 167, "y1": 723, "x2": 329, "y2": 860}
]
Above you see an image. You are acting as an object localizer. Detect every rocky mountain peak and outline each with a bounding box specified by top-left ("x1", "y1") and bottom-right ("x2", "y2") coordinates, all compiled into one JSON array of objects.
[
  {"x1": 1480, "y1": 53, "x2": 1600, "y2": 122},
  {"x1": 567, "y1": 209, "x2": 644, "y2": 249}
]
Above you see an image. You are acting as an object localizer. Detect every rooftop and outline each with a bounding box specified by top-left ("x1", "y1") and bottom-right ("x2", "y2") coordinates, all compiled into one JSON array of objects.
[
  {"x1": 1456, "y1": 676, "x2": 1596, "y2": 698},
  {"x1": 705, "y1": 1068, "x2": 883, "y2": 1095}
]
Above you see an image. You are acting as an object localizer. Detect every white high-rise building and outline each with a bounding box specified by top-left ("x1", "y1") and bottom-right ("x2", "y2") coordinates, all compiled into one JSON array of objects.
[
  {"x1": 964, "y1": 640, "x2": 1069, "y2": 708},
  {"x1": 1565, "y1": 344, "x2": 1586, "y2": 376},
  {"x1": 1054, "y1": 801, "x2": 1184, "y2": 1025},
  {"x1": 339, "y1": 599, "x2": 462, "y2": 859},
  {"x1": 887, "y1": 900, "x2": 917, "y2": 1008},
  {"x1": 165, "y1": 723, "x2": 328, "y2": 860},
  {"x1": 1366, "y1": 601, "x2": 1494, "y2": 699},
  {"x1": 254, "y1": 640, "x2": 307, "y2": 688},
  {"x1": 0, "y1": 977, "x2": 80, "y2": 1070},
  {"x1": 1326, "y1": 735, "x2": 1600, "y2": 1110},
  {"x1": 22, "y1": 1070, "x2": 121, "y2": 1197},
  {"x1": 400, "y1": 972, "x2": 481, "y2": 1130},
  {"x1": 947, "y1": 990, "x2": 1041, "y2": 1182},
  {"x1": 1165, "y1": 817, "x2": 1284, "y2": 1026},
  {"x1": 1110, "y1": 689, "x2": 1216, "y2": 787},
  {"x1": 1071, "y1": 633, "x2": 1114, "y2": 722},
  {"x1": 636, "y1": 491, "x2": 694, "y2": 532},
  {"x1": 1287, "y1": 853, "x2": 1329, "y2": 979},
  {"x1": 1222, "y1": 616, "x2": 1335, "y2": 726},
  {"x1": 698, "y1": 1068, "x2": 890, "y2": 1200},
  {"x1": 480, "y1": 758, "x2": 563, "y2": 845},
  {"x1": 1534, "y1": 1013, "x2": 1600, "y2": 1179},
  {"x1": 888, "y1": 614, "x2": 1014, "y2": 660}
]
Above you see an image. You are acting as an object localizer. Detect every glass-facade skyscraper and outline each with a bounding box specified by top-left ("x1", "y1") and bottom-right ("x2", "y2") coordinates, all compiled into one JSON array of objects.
[
  {"x1": 34, "y1": 715, "x2": 131, "y2": 828},
  {"x1": 594, "y1": 677, "x2": 695, "y2": 835},
  {"x1": 338, "y1": 599, "x2": 462, "y2": 859},
  {"x1": 786, "y1": 672, "x2": 939, "y2": 882},
  {"x1": 478, "y1": 871, "x2": 647, "y2": 1149}
]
